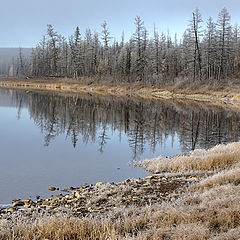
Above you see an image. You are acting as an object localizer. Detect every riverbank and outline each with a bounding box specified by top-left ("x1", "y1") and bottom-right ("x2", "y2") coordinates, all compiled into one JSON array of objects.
[
  {"x1": 1, "y1": 174, "x2": 200, "y2": 216},
  {"x1": 1, "y1": 141, "x2": 240, "y2": 239},
  {"x1": 1, "y1": 77, "x2": 240, "y2": 108}
]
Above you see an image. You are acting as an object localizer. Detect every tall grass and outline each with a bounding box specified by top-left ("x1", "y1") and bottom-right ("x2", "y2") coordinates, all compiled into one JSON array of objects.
[{"x1": 140, "y1": 142, "x2": 240, "y2": 173}]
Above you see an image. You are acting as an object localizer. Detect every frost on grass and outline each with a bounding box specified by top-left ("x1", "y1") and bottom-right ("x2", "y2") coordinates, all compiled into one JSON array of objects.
[
  {"x1": 140, "y1": 142, "x2": 240, "y2": 173},
  {"x1": 196, "y1": 167, "x2": 240, "y2": 190},
  {"x1": 2, "y1": 183, "x2": 240, "y2": 239},
  {"x1": 2, "y1": 141, "x2": 240, "y2": 239}
]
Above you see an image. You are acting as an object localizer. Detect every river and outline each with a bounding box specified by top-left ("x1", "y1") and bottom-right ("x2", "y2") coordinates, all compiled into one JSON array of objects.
[{"x1": 0, "y1": 88, "x2": 240, "y2": 204}]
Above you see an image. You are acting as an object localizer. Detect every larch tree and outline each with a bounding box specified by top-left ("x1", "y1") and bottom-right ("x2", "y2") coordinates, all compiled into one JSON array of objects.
[
  {"x1": 47, "y1": 24, "x2": 59, "y2": 75},
  {"x1": 192, "y1": 8, "x2": 203, "y2": 81},
  {"x1": 216, "y1": 7, "x2": 231, "y2": 80},
  {"x1": 132, "y1": 16, "x2": 147, "y2": 81},
  {"x1": 203, "y1": 17, "x2": 217, "y2": 81},
  {"x1": 101, "y1": 21, "x2": 111, "y2": 76}
]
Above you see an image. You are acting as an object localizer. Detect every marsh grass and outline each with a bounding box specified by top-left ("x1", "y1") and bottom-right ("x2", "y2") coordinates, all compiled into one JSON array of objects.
[
  {"x1": 140, "y1": 142, "x2": 240, "y2": 173},
  {"x1": 2, "y1": 142, "x2": 240, "y2": 239}
]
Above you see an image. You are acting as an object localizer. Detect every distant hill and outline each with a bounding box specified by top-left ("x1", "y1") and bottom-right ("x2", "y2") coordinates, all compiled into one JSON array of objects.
[
  {"x1": 0, "y1": 48, "x2": 32, "y2": 61},
  {"x1": 0, "y1": 48, "x2": 32, "y2": 76}
]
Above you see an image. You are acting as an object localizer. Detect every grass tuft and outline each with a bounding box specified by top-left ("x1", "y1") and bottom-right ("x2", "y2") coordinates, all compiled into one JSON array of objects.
[{"x1": 140, "y1": 142, "x2": 240, "y2": 173}]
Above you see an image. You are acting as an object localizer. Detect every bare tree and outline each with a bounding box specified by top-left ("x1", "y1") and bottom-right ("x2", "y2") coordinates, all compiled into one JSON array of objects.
[
  {"x1": 216, "y1": 8, "x2": 231, "y2": 80},
  {"x1": 192, "y1": 9, "x2": 203, "y2": 81}
]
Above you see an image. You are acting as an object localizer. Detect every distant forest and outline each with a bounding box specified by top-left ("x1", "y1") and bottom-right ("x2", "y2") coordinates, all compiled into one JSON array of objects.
[{"x1": 11, "y1": 8, "x2": 240, "y2": 86}]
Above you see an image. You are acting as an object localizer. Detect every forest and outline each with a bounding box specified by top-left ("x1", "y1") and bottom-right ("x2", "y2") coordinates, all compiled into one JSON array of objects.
[{"x1": 14, "y1": 8, "x2": 240, "y2": 87}]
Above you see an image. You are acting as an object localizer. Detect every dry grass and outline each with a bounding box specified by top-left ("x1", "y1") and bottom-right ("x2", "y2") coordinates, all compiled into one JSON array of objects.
[
  {"x1": 1, "y1": 77, "x2": 240, "y2": 105},
  {"x1": 196, "y1": 167, "x2": 240, "y2": 190},
  {"x1": 2, "y1": 181, "x2": 240, "y2": 239},
  {"x1": 140, "y1": 142, "x2": 240, "y2": 173}
]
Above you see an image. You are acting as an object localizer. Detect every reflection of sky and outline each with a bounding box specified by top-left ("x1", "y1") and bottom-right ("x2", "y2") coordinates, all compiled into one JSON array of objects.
[
  {"x1": 0, "y1": 94, "x2": 183, "y2": 204},
  {"x1": 0, "y1": 101, "x2": 171, "y2": 203}
]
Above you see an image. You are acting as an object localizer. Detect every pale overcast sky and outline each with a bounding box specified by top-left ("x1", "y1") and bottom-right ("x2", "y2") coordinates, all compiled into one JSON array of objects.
[{"x1": 1, "y1": 0, "x2": 240, "y2": 47}]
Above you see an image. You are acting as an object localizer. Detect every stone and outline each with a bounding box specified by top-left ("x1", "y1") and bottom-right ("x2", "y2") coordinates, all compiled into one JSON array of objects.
[
  {"x1": 23, "y1": 204, "x2": 32, "y2": 209},
  {"x1": 12, "y1": 201, "x2": 24, "y2": 207},
  {"x1": 56, "y1": 193, "x2": 63, "y2": 198},
  {"x1": 22, "y1": 199, "x2": 32, "y2": 204},
  {"x1": 64, "y1": 186, "x2": 74, "y2": 190},
  {"x1": 188, "y1": 177, "x2": 198, "y2": 181},
  {"x1": 95, "y1": 182, "x2": 103, "y2": 187},
  {"x1": 73, "y1": 191, "x2": 81, "y2": 198},
  {"x1": 7, "y1": 207, "x2": 17, "y2": 213}
]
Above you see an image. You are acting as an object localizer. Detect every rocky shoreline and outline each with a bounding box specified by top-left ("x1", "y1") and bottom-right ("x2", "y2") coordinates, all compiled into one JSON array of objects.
[{"x1": 0, "y1": 174, "x2": 200, "y2": 218}]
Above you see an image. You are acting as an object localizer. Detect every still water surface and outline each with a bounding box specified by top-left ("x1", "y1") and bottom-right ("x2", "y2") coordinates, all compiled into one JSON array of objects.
[{"x1": 0, "y1": 88, "x2": 240, "y2": 204}]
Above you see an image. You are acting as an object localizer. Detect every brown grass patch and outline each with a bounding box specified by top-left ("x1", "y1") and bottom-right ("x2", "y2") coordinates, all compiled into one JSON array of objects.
[
  {"x1": 140, "y1": 142, "x2": 240, "y2": 173},
  {"x1": 1, "y1": 77, "x2": 240, "y2": 107}
]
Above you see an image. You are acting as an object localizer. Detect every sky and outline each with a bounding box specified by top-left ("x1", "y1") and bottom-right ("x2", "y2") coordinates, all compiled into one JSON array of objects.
[{"x1": 1, "y1": 0, "x2": 240, "y2": 48}]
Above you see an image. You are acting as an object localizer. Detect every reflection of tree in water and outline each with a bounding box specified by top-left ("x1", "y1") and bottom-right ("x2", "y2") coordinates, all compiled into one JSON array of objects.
[
  {"x1": 128, "y1": 104, "x2": 147, "y2": 161},
  {"x1": 8, "y1": 89, "x2": 240, "y2": 159},
  {"x1": 98, "y1": 126, "x2": 110, "y2": 153}
]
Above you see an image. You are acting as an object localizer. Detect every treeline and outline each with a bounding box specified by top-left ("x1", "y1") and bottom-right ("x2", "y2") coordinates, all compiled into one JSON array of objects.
[{"x1": 17, "y1": 8, "x2": 240, "y2": 85}]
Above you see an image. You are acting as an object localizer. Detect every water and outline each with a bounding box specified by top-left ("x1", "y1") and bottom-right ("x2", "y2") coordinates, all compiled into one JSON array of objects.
[{"x1": 0, "y1": 88, "x2": 240, "y2": 204}]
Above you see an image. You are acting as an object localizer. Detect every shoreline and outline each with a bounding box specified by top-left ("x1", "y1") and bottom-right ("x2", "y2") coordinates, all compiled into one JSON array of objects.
[
  {"x1": 0, "y1": 173, "x2": 202, "y2": 215},
  {"x1": 0, "y1": 77, "x2": 240, "y2": 109}
]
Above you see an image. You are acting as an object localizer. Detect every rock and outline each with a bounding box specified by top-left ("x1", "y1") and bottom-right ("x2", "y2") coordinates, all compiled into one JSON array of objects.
[
  {"x1": 7, "y1": 207, "x2": 17, "y2": 213},
  {"x1": 56, "y1": 193, "x2": 63, "y2": 198},
  {"x1": 48, "y1": 187, "x2": 56, "y2": 191},
  {"x1": 73, "y1": 191, "x2": 81, "y2": 198},
  {"x1": 23, "y1": 204, "x2": 32, "y2": 209},
  {"x1": 145, "y1": 175, "x2": 153, "y2": 180},
  {"x1": 64, "y1": 194, "x2": 71, "y2": 199},
  {"x1": 145, "y1": 175, "x2": 159, "y2": 181},
  {"x1": 0, "y1": 209, "x2": 6, "y2": 215},
  {"x1": 35, "y1": 199, "x2": 43, "y2": 204},
  {"x1": 12, "y1": 201, "x2": 24, "y2": 207},
  {"x1": 95, "y1": 182, "x2": 103, "y2": 187},
  {"x1": 22, "y1": 199, "x2": 32, "y2": 204},
  {"x1": 188, "y1": 177, "x2": 198, "y2": 181},
  {"x1": 64, "y1": 186, "x2": 74, "y2": 190}
]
